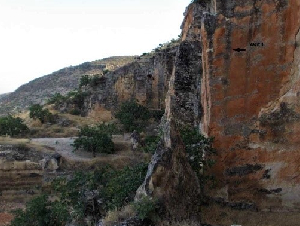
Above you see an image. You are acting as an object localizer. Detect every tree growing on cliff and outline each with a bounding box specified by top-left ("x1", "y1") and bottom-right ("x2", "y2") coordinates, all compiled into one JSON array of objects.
[
  {"x1": 115, "y1": 101, "x2": 150, "y2": 132},
  {"x1": 180, "y1": 126, "x2": 216, "y2": 185},
  {"x1": 0, "y1": 115, "x2": 29, "y2": 137},
  {"x1": 79, "y1": 75, "x2": 91, "y2": 88},
  {"x1": 72, "y1": 124, "x2": 114, "y2": 157},
  {"x1": 47, "y1": 93, "x2": 66, "y2": 105}
]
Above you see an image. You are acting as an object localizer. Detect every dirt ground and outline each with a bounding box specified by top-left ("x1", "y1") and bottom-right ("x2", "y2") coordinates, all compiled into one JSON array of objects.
[
  {"x1": 0, "y1": 202, "x2": 24, "y2": 226},
  {"x1": 0, "y1": 213, "x2": 13, "y2": 226}
]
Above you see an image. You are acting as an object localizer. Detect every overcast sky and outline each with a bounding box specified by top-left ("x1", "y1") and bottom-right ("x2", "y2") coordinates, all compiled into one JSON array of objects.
[{"x1": 0, "y1": 0, "x2": 191, "y2": 94}]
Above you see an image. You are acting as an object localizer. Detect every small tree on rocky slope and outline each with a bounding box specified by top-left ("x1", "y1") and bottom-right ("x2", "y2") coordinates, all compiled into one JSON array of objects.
[{"x1": 29, "y1": 104, "x2": 54, "y2": 124}]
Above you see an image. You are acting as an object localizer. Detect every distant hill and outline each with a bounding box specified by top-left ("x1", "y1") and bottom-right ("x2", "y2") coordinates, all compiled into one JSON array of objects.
[
  {"x1": 0, "y1": 93, "x2": 10, "y2": 101},
  {"x1": 0, "y1": 56, "x2": 135, "y2": 115}
]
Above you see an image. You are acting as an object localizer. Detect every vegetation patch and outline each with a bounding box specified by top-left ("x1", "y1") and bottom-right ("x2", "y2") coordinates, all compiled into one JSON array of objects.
[
  {"x1": 11, "y1": 162, "x2": 148, "y2": 226},
  {"x1": 0, "y1": 115, "x2": 29, "y2": 137},
  {"x1": 29, "y1": 104, "x2": 55, "y2": 124},
  {"x1": 115, "y1": 101, "x2": 150, "y2": 132},
  {"x1": 133, "y1": 196, "x2": 159, "y2": 220},
  {"x1": 72, "y1": 124, "x2": 115, "y2": 157},
  {"x1": 180, "y1": 126, "x2": 216, "y2": 185}
]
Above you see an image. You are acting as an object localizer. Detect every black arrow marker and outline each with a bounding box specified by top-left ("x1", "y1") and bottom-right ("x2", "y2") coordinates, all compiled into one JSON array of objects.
[{"x1": 233, "y1": 48, "x2": 246, "y2": 52}]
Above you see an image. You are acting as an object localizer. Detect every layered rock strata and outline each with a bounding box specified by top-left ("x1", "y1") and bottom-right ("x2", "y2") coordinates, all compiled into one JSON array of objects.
[{"x1": 0, "y1": 145, "x2": 59, "y2": 202}]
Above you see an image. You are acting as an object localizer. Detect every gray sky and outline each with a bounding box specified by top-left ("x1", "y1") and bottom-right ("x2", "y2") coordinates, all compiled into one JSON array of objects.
[{"x1": 0, "y1": 0, "x2": 191, "y2": 94}]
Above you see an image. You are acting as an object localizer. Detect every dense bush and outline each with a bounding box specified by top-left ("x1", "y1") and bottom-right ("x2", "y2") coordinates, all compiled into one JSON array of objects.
[
  {"x1": 79, "y1": 74, "x2": 105, "y2": 89},
  {"x1": 102, "y1": 163, "x2": 148, "y2": 210},
  {"x1": 0, "y1": 115, "x2": 29, "y2": 137},
  {"x1": 133, "y1": 196, "x2": 158, "y2": 220},
  {"x1": 79, "y1": 75, "x2": 91, "y2": 88},
  {"x1": 72, "y1": 124, "x2": 115, "y2": 157},
  {"x1": 103, "y1": 69, "x2": 110, "y2": 75},
  {"x1": 10, "y1": 195, "x2": 69, "y2": 226},
  {"x1": 29, "y1": 104, "x2": 54, "y2": 124},
  {"x1": 142, "y1": 135, "x2": 160, "y2": 154},
  {"x1": 115, "y1": 101, "x2": 150, "y2": 132},
  {"x1": 52, "y1": 163, "x2": 148, "y2": 221},
  {"x1": 68, "y1": 108, "x2": 81, "y2": 116},
  {"x1": 150, "y1": 110, "x2": 164, "y2": 121},
  {"x1": 47, "y1": 93, "x2": 66, "y2": 105},
  {"x1": 89, "y1": 75, "x2": 103, "y2": 87},
  {"x1": 66, "y1": 90, "x2": 89, "y2": 110}
]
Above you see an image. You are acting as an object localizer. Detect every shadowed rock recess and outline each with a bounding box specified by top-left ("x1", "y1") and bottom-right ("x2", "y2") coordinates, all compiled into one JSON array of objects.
[{"x1": 136, "y1": 0, "x2": 300, "y2": 221}]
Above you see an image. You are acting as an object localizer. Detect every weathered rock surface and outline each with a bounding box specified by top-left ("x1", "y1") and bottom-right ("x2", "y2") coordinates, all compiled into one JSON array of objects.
[
  {"x1": 137, "y1": 0, "x2": 300, "y2": 221},
  {"x1": 135, "y1": 15, "x2": 202, "y2": 220},
  {"x1": 177, "y1": 0, "x2": 300, "y2": 212},
  {"x1": 82, "y1": 46, "x2": 178, "y2": 117}
]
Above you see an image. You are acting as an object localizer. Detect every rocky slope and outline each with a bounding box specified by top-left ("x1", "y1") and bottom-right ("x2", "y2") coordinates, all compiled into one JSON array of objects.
[
  {"x1": 0, "y1": 56, "x2": 135, "y2": 116},
  {"x1": 0, "y1": 93, "x2": 9, "y2": 101}
]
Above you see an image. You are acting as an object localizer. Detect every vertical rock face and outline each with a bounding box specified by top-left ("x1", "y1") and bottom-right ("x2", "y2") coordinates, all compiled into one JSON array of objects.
[
  {"x1": 182, "y1": 0, "x2": 300, "y2": 211},
  {"x1": 83, "y1": 47, "x2": 177, "y2": 117},
  {"x1": 141, "y1": 0, "x2": 300, "y2": 219},
  {"x1": 135, "y1": 5, "x2": 204, "y2": 221}
]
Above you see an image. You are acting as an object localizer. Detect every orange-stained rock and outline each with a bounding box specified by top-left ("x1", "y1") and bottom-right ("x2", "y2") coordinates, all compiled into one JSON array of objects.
[{"x1": 178, "y1": 0, "x2": 300, "y2": 212}]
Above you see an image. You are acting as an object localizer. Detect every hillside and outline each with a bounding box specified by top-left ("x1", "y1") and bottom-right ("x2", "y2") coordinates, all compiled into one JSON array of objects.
[
  {"x1": 0, "y1": 56, "x2": 135, "y2": 116},
  {"x1": 0, "y1": 93, "x2": 10, "y2": 101}
]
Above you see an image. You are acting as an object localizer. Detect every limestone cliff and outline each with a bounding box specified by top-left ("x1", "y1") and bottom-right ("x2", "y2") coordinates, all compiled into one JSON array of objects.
[
  {"x1": 179, "y1": 0, "x2": 300, "y2": 212},
  {"x1": 82, "y1": 45, "x2": 178, "y2": 118},
  {"x1": 137, "y1": 0, "x2": 300, "y2": 221}
]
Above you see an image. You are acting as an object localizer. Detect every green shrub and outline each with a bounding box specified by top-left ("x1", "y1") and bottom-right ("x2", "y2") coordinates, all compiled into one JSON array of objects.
[
  {"x1": 29, "y1": 104, "x2": 54, "y2": 124},
  {"x1": 142, "y1": 135, "x2": 160, "y2": 154},
  {"x1": 180, "y1": 126, "x2": 215, "y2": 182},
  {"x1": 52, "y1": 171, "x2": 98, "y2": 221},
  {"x1": 10, "y1": 195, "x2": 69, "y2": 226},
  {"x1": 115, "y1": 101, "x2": 150, "y2": 132},
  {"x1": 79, "y1": 75, "x2": 91, "y2": 88},
  {"x1": 47, "y1": 93, "x2": 66, "y2": 105},
  {"x1": 102, "y1": 163, "x2": 148, "y2": 210},
  {"x1": 150, "y1": 110, "x2": 164, "y2": 121},
  {"x1": 0, "y1": 115, "x2": 28, "y2": 137},
  {"x1": 52, "y1": 163, "x2": 148, "y2": 215},
  {"x1": 69, "y1": 108, "x2": 81, "y2": 115},
  {"x1": 89, "y1": 75, "x2": 102, "y2": 87},
  {"x1": 66, "y1": 90, "x2": 89, "y2": 110},
  {"x1": 72, "y1": 124, "x2": 115, "y2": 157},
  {"x1": 13, "y1": 162, "x2": 148, "y2": 225},
  {"x1": 133, "y1": 196, "x2": 158, "y2": 220},
  {"x1": 103, "y1": 69, "x2": 110, "y2": 75}
]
